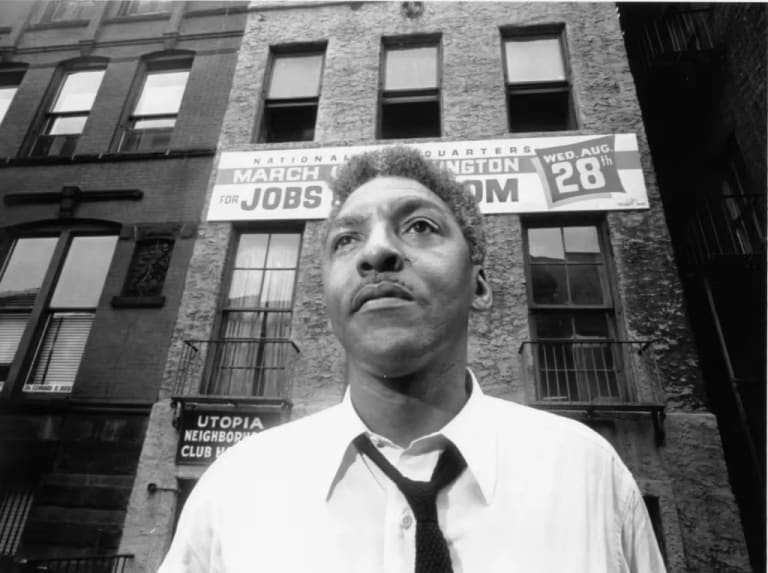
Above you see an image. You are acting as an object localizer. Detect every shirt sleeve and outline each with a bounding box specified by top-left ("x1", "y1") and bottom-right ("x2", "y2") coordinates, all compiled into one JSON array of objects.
[
  {"x1": 157, "y1": 471, "x2": 220, "y2": 573},
  {"x1": 620, "y1": 485, "x2": 667, "y2": 573}
]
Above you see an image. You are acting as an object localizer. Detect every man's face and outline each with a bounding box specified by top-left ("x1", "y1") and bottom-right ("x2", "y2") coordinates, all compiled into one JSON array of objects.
[{"x1": 322, "y1": 176, "x2": 487, "y2": 377}]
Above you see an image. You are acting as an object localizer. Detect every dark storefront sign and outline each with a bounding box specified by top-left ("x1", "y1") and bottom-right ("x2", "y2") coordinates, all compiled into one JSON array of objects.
[{"x1": 176, "y1": 408, "x2": 283, "y2": 465}]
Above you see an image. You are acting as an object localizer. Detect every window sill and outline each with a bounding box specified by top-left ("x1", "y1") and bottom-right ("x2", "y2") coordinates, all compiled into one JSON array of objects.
[
  {"x1": 1, "y1": 148, "x2": 216, "y2": 167},
  {"x1": 27, "y1": 20, "x2": 90, "y2": 30},
  {"x1": 111, "y1": 295, "x2": 166, "y2": 308}
]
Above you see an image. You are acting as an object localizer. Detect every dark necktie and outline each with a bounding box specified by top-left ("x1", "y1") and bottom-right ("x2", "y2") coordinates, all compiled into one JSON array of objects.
[{"x1": 353, "y1": 434, "x2": 467, "y2": 573}]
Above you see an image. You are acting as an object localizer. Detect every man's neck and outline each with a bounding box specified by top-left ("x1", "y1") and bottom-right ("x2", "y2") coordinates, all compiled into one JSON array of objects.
[{"x1": 347, "y1": 359, "x2": 470, "y2": 448}]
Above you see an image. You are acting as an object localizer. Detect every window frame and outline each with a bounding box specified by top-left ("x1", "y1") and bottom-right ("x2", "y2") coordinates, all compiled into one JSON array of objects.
[
  {"x1": 26, "y1": 60, "x2": 107, "y2": 158},
  {"x1": 209, "y1": 226, "x2": 304, "y2": 397},
  {"x1": 37, "y1": 0, "x2": 98, "y2": 25},
  {"x1": 500, "y1": 25, "x2": 577, "y2": 133},
  {"x1": 116, "y1": 54, "x2": 193, "y2": 154},
  {"x1": 377, "y1": 35, "x2": 442, "y2": 140},
  {"x1": 116, "y1": 0, "x2": 171, "y2": 17},
  {"x1": 257, "y1": 44, "x2": 327, "y2": 144},
  {"x1": 522, "y1": 216, "x2": 629, "y2": 402},
  {"x1": 0, "y1": 225, "x2": 119, "y2": 398}
]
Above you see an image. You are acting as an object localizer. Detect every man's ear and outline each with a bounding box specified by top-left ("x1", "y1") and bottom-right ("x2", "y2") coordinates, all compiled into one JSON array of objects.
[{"x1": 471, "y1": 267, "x2": 493, "y2": 311}]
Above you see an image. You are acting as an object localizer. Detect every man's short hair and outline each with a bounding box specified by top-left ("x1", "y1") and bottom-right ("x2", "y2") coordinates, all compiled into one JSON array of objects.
[{"x1": 329, "y1": 146, "x2": 486, "y2": 265}]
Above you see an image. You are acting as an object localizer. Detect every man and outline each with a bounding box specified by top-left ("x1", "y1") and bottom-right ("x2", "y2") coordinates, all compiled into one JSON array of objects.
[{"x1": 160, "y1": 146, "x2": 666, "y2": 573}]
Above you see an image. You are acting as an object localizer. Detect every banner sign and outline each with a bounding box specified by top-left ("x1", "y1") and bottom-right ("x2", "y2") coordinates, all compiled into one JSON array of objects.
[
  {"x1": 176, "y1": 409, "x2": 282, "y2": 465},
  {"x1": 207, "y1": 134, "x2": 649, "y2": 221}
]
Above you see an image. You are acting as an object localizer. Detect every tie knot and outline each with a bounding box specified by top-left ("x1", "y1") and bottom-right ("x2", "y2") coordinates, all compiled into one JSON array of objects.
[{"x1": 353, "y1": 435, "x2": 467, "y2": 522}]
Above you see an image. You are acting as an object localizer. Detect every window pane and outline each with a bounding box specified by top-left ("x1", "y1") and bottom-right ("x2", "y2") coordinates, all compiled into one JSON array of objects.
[
  {"x1": 531, "y1": 265, "x2": 567, "y2": 304},
  {"x1": 569, "y1": 265, "x2": 605, "y2": 305},
  {"x1": 535, "y1": 313, "x2": 573, "y2": 338},
  {"x1": 505, "y1": 38, "x2": 566, "y2": 83},
  {"x1": 50, "y1": 0, "x2": 97, "y2": 21},
  {"x1": 134, "y1": 70, "x2": 190, "y2": 116},
  {"x1": 26, "y1": 312, "x2": 92, "y2": 390},
  {"x1": 268, "y1": 54, "x2": 323, "y2": 99},
  {"x1": 507, "y1": 90, "x2": 571, "y2": 132},
  {"x1": 0, "y1": 238, "x2": 57, "y2": 307},
  {"x1": 384, "y1": 46, "x2": 438, "y2": 91},
  {"x1": 124, "y1": 0, "x2": 167, "y2": 15},
  {"x1": 265, "y1": 234, "x2": 300, "y2": 268},
  {"x1": 0, "y1": 87, "x2": 18, "y2": 124},
  {"x1": 564, "y1": 226, "x2": 600, "y2": 257},
  {"x1": 223, "y1": 311, "x2": 264, "y2": 339},
  {"x1": 52, "y1": 70, "x2": 104, "y2": 113},
  {"x1": 133, "y1": 118, "x2": 176, "y2": 130},
  {"x1": 235, "y1": 234, "x2": 268, "y2": 268},
  {"x1": 50, "y1": 236, "x2": 117, "y2": 308},
  {"x1": 574, "y1": 313, "x2": 610, "y2": 338},
  {"x1": 227, "y1": 270, "x2": 263, "y2": 308},
  {"x1": 261, "y1": 270, "x2": 295, "y2": 308},
  {"x1": 48, "y1": 115, "x2": 87, "y2": 135},
  {"x1": 0, "y1": 313, "x2": 29, "y2": 364},
  {"x1": 528, "y1": 227, "x2": 564, "y2": 260}
]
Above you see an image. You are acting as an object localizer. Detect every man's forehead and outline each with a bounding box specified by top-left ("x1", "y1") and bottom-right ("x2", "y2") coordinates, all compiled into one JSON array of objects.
[{"x1": 335, "y1": 176, "x2": 451, "y2": 218}]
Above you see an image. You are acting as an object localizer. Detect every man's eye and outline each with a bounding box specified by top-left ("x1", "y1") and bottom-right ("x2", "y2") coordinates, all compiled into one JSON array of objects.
[
  {"x1": 405, "y1": 219, "x2": 438, "y2": 234},
  {"x1": 332, "y1": 234, "x2": 356, "y2": 251}
]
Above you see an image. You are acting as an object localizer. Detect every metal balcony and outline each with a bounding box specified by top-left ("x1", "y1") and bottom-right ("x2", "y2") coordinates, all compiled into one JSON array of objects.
[
  {"x1": 519, "y1": 339, "x2": 664, "y2": 403},
  {"x1": 173, "y1": 338, "x2": 299, "y2": 400},
  {"x1": 519, "y1": 339, "x2": 666, "y2": 442},
  {"x1": 687, "y1": 194, "x2": 766, "y2": 268},
  {"x1": 18, "y1": 554, "x2": 132, "y2": 573}
]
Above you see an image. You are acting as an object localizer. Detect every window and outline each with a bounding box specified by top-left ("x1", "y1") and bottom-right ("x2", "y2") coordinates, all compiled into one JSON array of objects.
[
  {"x1": 29, "y1": 67, "x2": 105, "y2": 157},
  {"x1": 524, "y1": 221, "x2": 625, "y2": 401},
  {"x1": 0, "y1": 238, "x2": 57, "y2": 387},
  {"x1": 260, "y1": 50, "x2": 324, "y2": 143},
  {"x1": 379, "y1": 39, "x2": 440, "y2": 139},
  {"x1": 503, "y1": 31, "x2": 575, "y2": 132},
  {"x1": 0, "y1": 483, "x2": 34, "y2": 556},
  {"x1": 119, "y1": 59, "x2": 191, "y2": 153},
  {"x1": 38, "y1": 0, "x2": 97, "y2": 24},
  {"x1": 0, "y1": 233, "x2": 117, "y2": 394},
  {"x1": 212, "y1": 231, "x2": 301, "y2": 397},
  {"x1": 117, "y1": 0, "x2": 169, "y2": 16},
  {"x1": 0, "y1": 68, "x2": 25, "y2": 126}
]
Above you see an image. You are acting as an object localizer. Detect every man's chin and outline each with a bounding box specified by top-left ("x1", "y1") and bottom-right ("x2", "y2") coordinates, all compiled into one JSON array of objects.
[{"x1": 346, "y1": 336, "x2": 430, "y2": 377}]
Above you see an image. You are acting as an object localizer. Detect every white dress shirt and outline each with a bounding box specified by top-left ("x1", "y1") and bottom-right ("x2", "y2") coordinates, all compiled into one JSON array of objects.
[{"x1": 160, "y1": 373, "x2": 666, "y2": 573}]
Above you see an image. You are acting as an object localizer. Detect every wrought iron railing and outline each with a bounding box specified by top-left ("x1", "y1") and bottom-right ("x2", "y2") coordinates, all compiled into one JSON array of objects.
[
  {"x1": 519, "y1": 339, "x2": 663, "y2": 403},
  {"x1": 687, "y1": 193, "x2": 766, "y2": 266},
  {"x1": 640, "y1": 7, "x2": 716, "y2": 65},
  {"x1": 19, "y1": 554, "x2": 132, "y2": 573},
  {"x1": 173, "y1": 338, "x2": 299, "y2": 399}
]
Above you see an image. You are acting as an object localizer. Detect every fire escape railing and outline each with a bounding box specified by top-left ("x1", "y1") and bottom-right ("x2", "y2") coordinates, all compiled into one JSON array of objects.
[
  {"x1": 640, "y1": 7, "x2": 716, "y2": 66},
  {"x1": 172, "y1": 338, "x2": 299, "y2": 400},
  {"x1": 519, "y1": 339, "x2": 666, "y2": 442},
  {"x1": 686, "y1": 193, "x2": 766, "y2": 267}
]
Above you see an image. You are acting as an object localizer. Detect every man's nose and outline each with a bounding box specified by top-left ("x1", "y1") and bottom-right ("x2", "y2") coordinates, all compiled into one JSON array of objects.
[{"x1": 356, "y1": 229, "x2": 404, "y2": 274}]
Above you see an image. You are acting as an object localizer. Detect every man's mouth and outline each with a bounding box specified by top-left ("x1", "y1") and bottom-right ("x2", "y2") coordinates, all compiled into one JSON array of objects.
[{"x1": 351, "y1": 282, "x2": 415, "y2": 312}]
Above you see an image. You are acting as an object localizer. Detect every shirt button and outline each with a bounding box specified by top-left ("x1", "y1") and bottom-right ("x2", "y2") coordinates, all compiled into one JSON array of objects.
[{"x1": 401, "y1": 513, "x2": 413, "y2": 529}]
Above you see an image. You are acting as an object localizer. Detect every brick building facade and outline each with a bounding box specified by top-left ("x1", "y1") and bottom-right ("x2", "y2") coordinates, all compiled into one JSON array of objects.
[
  {"x1": 0, "y1": 0, "x2": 246, "y2": 569},
  {"x1": 117, "y1": 2, "x2": 750, "y2": 573}
]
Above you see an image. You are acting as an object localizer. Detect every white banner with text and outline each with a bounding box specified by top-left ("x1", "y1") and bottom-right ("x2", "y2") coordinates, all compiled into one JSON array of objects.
[{"x1": 206, "y1": 134, "x2": 649, "y2": 221}]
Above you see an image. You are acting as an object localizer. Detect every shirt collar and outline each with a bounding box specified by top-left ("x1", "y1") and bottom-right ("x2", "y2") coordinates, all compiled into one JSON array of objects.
[{"x1": 321, "y1": 369, "x2": 497, "y2": 505}]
